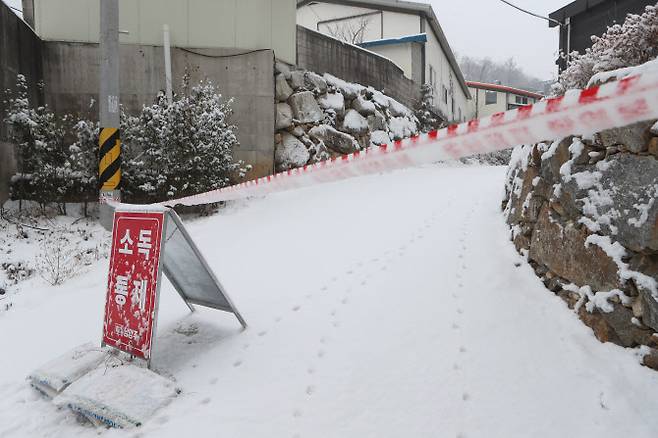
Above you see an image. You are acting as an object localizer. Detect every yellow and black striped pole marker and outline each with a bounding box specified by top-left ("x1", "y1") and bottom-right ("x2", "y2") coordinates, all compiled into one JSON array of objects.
[{"x1": 99, "y1": 127, "x2": 121, "y2": 196}]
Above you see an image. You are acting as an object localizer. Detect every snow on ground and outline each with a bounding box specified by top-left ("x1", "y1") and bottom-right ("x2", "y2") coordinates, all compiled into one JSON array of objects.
[{"x1": 1, "y1": 164, "x2": 658, "y2": 437}]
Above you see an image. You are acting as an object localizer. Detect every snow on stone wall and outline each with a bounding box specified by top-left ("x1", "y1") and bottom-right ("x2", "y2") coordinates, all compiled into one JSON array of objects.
[
  {"x1": 503, "y1": 110, "x2": 658, "y2": 370},
  {"x1": 273, "y1": 63, "x2": 419, "y2": 172}
]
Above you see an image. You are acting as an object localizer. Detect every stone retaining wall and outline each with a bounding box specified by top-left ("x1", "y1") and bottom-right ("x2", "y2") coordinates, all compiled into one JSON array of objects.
[
  {"x1": 273, "y1": 63, "x2": 419, "y2": 172},
  {"x1": 503, "y1": 116, "x2": 658, "y2": 370}
]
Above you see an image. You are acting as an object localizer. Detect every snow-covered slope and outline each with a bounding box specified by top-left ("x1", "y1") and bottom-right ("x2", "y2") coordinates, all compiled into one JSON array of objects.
[{"x1": 1, "y1": 164, "x2": 658, "y2": 437}]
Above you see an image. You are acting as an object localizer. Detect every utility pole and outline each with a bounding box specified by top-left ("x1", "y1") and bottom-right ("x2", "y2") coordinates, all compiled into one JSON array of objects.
[
  {"x1": 99, "y1": 0, "x2": 121, "y2": 219},
  {"x1": 163, "y1": 24, "x2": 173, "y2": 104}
]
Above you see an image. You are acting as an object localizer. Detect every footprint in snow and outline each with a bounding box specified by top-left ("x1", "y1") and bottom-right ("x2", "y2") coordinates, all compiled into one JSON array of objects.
[
  {"x1": 209, "y1": 378, "x2": 218, "y2": 385},
  {"x1": 457, "y1": 308, "x2": 464, "y2": 314},
  {"x1": 317, "y1": 350, "x2": 325, "y2": 358},
  {"x1": 452, "y1": 323, "x2": 460, "y2": 330},
  {"x1": 293, "y1": 409, "x2": 303, "y2": 418},
  {"x1": 341, "y1": 297, "x2": 348, "y2": 304},
  {"x1": 233, "y1": 360, "x2": 243, "y2": 367},
  {"x1": 307, "y1": 367, "x2": 315, "y2": 375},
  {"x1": 462, "y1": 393, "x2": 470, "y2": 401},
  {"x1": 453, "y1": 363, "x2": 460, "y2": 371},
  {"x1": 306, "y1": 385, "x2": 316, "y2": 396},
  {"x1": 459, "y1": 346, "x2": 467, "y2": 353},
  {"x1": 258, "y1": 331, "x2": 267, "y2": 337},
  {"x1": 275, "y1": 317, "x2": 282, "y2": 323},
  {"x1": 200, "y1": 397, "x2": 211, "y2": 405},
  {"x1": 292, "y1": 305, "x2": 301, "y2": 312}
]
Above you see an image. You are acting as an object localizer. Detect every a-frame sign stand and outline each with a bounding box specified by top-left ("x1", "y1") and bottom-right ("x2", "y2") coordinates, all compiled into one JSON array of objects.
[{"x1": 101, "y1": 206, "x2": 246, "y2": 367}]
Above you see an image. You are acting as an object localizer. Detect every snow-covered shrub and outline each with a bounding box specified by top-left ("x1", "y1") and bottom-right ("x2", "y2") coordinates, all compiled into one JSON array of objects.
[
  {"x1": 414, "y1": 83, "x2": 445, "y2": 133},
  {"x1": 556, "y1": 4, "x2": 658, "y2": 91},
  {"x1": 5, "y1": 75, "x2": 69, "y2": 208},
  {"x1": 4, "y1": 76, "x2": 98, "y2": 210},
  {"x1": 122, "y1": 74, "x2": 249, "y2": 202},
  {"x1": 35, "y1": 235, "x2": 82, "y2": 286},
  {"x1": 1, "y1": 262, "x2": 33, "y2": 285},
  {"x1": 5, "y1": 73, "x2": 248, "y2": 205}
]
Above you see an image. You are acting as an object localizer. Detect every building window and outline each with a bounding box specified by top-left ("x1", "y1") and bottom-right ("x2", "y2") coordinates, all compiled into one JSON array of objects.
[
  {"x1": 451, "y1": 98, "x2": 454, "y2": 116},
  {"x1": 485, "y1": 90, "x2": 497, "y2": 105},
  {"x1": 442, "y1": 85, "x2": 448, "y2": 104},
  {"x1": 458, "y1": 108, "x2": 462, "y2": 121},
  {"x1": 515, "y1": 95, "x2": 528, "y2": 105}
]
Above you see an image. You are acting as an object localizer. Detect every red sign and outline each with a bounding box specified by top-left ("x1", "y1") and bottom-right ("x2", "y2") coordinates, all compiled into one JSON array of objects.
[{"x1": 102, "y1": 211, "x2": 165, "y2": 361}]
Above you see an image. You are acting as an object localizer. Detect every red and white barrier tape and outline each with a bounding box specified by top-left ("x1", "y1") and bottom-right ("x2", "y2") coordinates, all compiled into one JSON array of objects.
[{"x1": 163, "y1": 71, "x2": 658, "y2": 207}]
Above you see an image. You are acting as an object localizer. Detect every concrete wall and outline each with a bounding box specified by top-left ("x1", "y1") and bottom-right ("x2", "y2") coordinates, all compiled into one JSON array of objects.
[
  {"x1": 297, "y1": 26, "x2": 420, "y2": 109},
  {"x1": 32, "y1": 0, "x2": 297, "y2": 64},
  {"x1": 0, "y1": 2, "x2": 43, "y2": 203},
  {"x1": 41, "y1": 41, "x2": 275, "y2": 178}
]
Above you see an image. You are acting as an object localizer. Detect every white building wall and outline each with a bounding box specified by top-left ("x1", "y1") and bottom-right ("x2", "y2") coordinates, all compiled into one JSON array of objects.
[
  {"x1": 423, "y1": 19, "x2": 469, "y2": 122},
  {"x1": 380, "y1": 10, "x2": 421, "y2": 38},
  {"x1": 32, "y1": 0, "x2": 297, "y2": 64},
  {"x1": 297, "y1": 3, "x2": 382, "y2": 41},
  {"x1": 367, "y1": 44, "x2": 413, "y2": 78}
]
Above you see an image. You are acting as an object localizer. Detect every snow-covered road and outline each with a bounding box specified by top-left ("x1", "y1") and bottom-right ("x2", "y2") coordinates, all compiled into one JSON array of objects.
[{"x1": 1, "y1": 164, "x2": 658, "y2": 437}]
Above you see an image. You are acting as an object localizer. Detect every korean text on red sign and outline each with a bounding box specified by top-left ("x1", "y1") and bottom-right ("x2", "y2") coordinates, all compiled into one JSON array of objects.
[{"x1": 102, "y1": 211, "x2": 165, "y2": 360}]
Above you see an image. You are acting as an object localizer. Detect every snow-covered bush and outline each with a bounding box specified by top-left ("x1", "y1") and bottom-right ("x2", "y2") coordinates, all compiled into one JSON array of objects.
[
  {"x1": 4, "y1": 75, "x2": 72, "y2": 209},
  {"x1": 35, "y1": 236, "x2": 82, "y2": 286},
  {"x1": 4, "y1": 73, "x2": 248, "y2": 205},
  {"x1": 122, "y1": 75, "x2": 249, "y2": 202},
  {"x1": 556, "y1": 3, "x2": 658, "y2": 91},
  {"x1": 414, "y1": 83, "x2": 445, "y2": 133}
]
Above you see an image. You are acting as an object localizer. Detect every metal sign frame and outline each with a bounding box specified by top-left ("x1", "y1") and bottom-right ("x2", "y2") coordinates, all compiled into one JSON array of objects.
[
  {"x1": 102, "y1": 206, "x2": 246, "y2": 368},
  {"x1": 162, "y1": 209, "x2": 247, "y2": 328}
]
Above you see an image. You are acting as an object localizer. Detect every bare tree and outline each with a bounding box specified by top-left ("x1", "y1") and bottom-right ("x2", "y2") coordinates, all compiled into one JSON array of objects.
[
  {"x1": 324, "y1": 16, "x2": 372, "y2": 44},
  {"x1": 458, "y1": 55, "x2": 546, "y2": 92}
]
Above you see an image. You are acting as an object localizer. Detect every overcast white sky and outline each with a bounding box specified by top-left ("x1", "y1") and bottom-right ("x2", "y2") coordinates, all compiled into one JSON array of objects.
[
  {"x1": 3, "y1": 0, "x2": 568, "y2": 80},
  {"x1": 430, "y1": 0, "x2": 569, "y2": 80}
]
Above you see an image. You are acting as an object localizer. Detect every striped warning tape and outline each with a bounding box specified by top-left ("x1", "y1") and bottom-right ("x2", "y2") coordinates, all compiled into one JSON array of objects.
[
  {"x1": 159, "y1": 70, "x2": 658, "y2": 208},
  {"x1": 99, "y1": 127, "x2": 121, "y2": 191}
]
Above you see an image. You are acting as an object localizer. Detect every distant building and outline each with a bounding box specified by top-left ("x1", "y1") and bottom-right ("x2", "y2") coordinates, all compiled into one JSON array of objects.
[
  {"x1": 549, "y1": 0, "x2": 654, "y2": 71},
  {"x1": 467, "y1": 82, "x2": 542, "y2": 119},
  {"x1": 297, "y1": 0, "x2": 472, "y2": 122}
]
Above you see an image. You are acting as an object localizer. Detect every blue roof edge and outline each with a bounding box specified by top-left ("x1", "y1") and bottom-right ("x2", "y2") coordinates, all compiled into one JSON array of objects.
[{"x1": 358, "y1": 33, "x2": 427, "y2": 48}]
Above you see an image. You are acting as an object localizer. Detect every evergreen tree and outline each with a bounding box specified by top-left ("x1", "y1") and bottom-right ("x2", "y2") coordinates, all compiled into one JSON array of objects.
[
  {"x1": 122, "y1": 75, "x2": 249, "y2": 202},
  {"x1": 414, "y1": 83, "x2": 445, "y2": 133}
]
